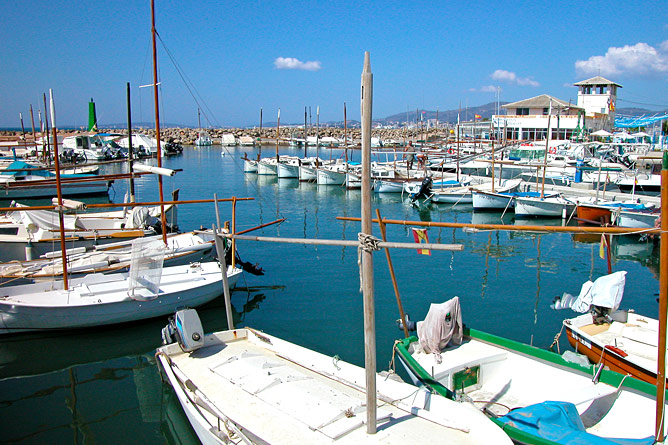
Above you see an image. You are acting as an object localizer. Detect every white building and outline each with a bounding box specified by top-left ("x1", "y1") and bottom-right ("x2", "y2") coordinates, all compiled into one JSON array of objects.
[{"x1": 492, "y1": 76, "x2": 621, "y2": 143}]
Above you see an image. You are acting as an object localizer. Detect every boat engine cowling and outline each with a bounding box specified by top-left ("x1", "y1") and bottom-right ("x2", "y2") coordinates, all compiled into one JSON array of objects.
[{"x1": 161, "y1": 309, "x2": 205, "y2": 352}]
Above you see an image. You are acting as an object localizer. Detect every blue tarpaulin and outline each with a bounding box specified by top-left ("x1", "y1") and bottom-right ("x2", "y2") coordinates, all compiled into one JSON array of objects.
[
  {"x1": 615, "y1": 114, "x2": 668, "y2": 128},
  {"x1": 498, "y1": 401, "x2": 655, "y2": 445}
]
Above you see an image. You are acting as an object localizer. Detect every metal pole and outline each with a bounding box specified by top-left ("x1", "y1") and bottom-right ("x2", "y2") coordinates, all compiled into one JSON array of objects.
[
  {"x1": 276, "y1": 108, "x2": 280, "y2": 162},
  {"x1": 231, "y1": 196, "x2": 237, "y2": 269},
  {"x1": 42, "y1": 93, "x2": 50, "y2": 164},
  {"x1": 360, "y1": 51, "x2": 376, "y2": 434},
  {"x1": 655, "y1": 151, "x2": 668, "y2": 441},
  {"x1": 29, "y1": 105, "x2": 37, "y2": 154},
  {"x1": 126, "y1": 82, "x2": 136, "y2": 202}
]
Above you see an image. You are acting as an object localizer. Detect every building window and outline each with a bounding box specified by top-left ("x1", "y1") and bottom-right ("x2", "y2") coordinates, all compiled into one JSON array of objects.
[
  {"x1": 597, "y1": 86, "x2": 606, "y2": 94},
  {"x1": 543, "y1": 108, "x2": 549, "y2": 115},
  {"x1": 583, "y1": 86, "x2": 592, "y2": 94},
  {"x1": 516, "y1": 108, "x2": 529, "y2": 115}
]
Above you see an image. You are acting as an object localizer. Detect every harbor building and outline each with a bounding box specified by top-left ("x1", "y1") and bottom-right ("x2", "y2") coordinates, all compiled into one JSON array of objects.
[{"x1": 489, "y1": 76, "x2": 621, "y2": 143}]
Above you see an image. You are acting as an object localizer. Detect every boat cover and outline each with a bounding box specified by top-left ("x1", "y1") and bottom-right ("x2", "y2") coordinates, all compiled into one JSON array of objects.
[
  {"x1": 551, "y1": 271, "x2": 626, "y2": 313},
  {"x1": 417, "y1": 297, "x2": 463, "y2": 360},
  {"x1": 498, "y1": 401, "x2": 653, "y2": 445}
]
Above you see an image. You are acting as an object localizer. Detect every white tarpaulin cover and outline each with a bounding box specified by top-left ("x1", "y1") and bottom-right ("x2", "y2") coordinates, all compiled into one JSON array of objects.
[
  {"x1": 128, "y1": 238, "x2": 165, "y2": 300},
  {"x1": 417, "y1": 297, "x2": 463, "y2": 361},
  {"x1": 551, "y1": 271, "x2": 627, "y2": 313}
]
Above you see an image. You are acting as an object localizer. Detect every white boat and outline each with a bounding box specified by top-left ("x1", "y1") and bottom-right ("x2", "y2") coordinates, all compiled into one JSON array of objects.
[
  {"x1": 0, "y1": 230, "x2": 215, "y2": 282},
  {"x1": 472, "y1": 190, "x2": 546, "y2": 211},
  {"x1": 238, "y1": 135, "x2": 254, "y2": 146},
  {"x1": 316, "y1": 165, "x2": 346, "y2": 185},
  {"x1": 395, "y1": 297, "x2": 667, "y2": 444},
  {"x1": 514, "y1": 194, "x2": 577, "y2": 218},
  {"x1": 221, "y1": 134, "x2": 237, "y2": 146},
  {"x1": 242, "y1": 156, "x2": 258, "y2": 173},
  {"x1": 0, "y1": 161, "x2": 111, "y2": 199},
  {"x1": 432, "y1": 179, "x2": 523, "y2": 205},
  {"x1": 0, "y1": 238, "x2": 242, "y2": 334},
  {"x1": 156, "y1": 313, "x2": 511, "y2": 444},
  {"x1": 62, "y1": 134, "x2": 121, "y2": 160},
  {"x1": 195, "y1": 131, "x2": 213, "y2": 147},
  {"x1": 346, "y1": 170, "x2": 362, "y2": 189},
  {"x1": 373, "y1": 178, "x2": 405, "y2": 193},
  {"x1": 0, "y1": 202, "x2": 176, "y2": 262},
  {"x1": 616, "y1": 208, "x2": 660, "y2": 228},
  {"x1": 116, "y1": 134, "x2": 161, "y2": 157},
  {"x1": 276, "y1": 157, "x2": 300, "y2": 178},
  {"x1": 299, "y1": 165, "x2": 317, "y2": 182},
  {"x1": 257, "y1": 158, "x2": 278, "y2": 175}
]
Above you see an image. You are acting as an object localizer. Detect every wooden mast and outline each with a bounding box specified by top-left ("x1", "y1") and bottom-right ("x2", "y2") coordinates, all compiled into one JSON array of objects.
[
  {"x1": 150, "y1": 0, "x2": 168, "y2": 245},
  {"x1": 655, "y1": 151, "x2": 668, "y2": 441},
  {"x1": 540, "y1": 100, "x2": 552, "y2": 199},
  {"x1": 258, "y1": 108, "x2": 262, "y2": 159},
  {"x1": 360, "y1": 51, "x2": 376, "y2": 434},
  {"x1": 49, "y1": 89, "x2": 69, "y2": 290}
]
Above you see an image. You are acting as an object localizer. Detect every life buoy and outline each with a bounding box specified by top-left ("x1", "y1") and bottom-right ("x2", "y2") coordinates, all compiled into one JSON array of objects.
[
  {"x1": 447, "y1": 148, "x2": 454, "y2": 154},
  {"x1": 548, "y1": 146, "x2": 557, "y2": 154}
]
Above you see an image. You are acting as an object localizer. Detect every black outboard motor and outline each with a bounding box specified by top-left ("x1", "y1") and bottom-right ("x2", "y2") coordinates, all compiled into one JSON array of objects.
[{"x1": 410, "y1": 176, "x2": 433, "y2": 202}]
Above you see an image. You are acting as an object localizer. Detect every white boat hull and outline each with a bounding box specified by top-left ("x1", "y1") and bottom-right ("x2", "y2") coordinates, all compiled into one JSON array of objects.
[
  {"x1": 617, "y1": 210, "x2": 659, "y2": 228},
  {"x1": 0, "y1": 262, "x2": 241, "y2": 334},
  {"x1": 471, "y1": 190, "x2": 512, "y2": 210},
  {"x1": 373, "y1": 179, "x2": 404, "y2": 193},
  {"x1": 299, "y1": 165, "x2": 317, "y2": 182},
  {"x1": 514, "y1": 196, "x2": 576, "y2": 218},
  {"x1": 276, "y1": 162, "x2": 299, "y2": 178},
  {"x1": 243, "y1": 159, "x2": 258, "y2": 173},
  {"x1": 257, "y1": 160, "x2": 277, "y2": 175},
  {"x1": 316, "y1": 168, "x2": 345, "y2": 185}
]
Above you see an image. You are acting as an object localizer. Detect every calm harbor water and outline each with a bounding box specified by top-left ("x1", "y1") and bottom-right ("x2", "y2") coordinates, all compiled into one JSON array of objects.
[{"x1": 0, "y1": 144, "x2": 661, "y2": 443}]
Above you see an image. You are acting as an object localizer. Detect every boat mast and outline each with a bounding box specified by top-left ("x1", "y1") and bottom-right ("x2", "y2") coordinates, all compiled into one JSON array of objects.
[
  {"x1": 655, "y1": 151, "x2": 668, "y2": 441},
  {"x1": 360, "y1": 51, "x2": 377, "y2": 434},
  {"x1": 49, "y1": 89, "x2": 69, "y2": 290},
  {"x1": 344, "y1": 102, "x2": 348, "y2": 166},
  {"x1": 315, "y1": 106, "x2": 319, "y2": 166},
  {"x1": 275, "y1": 108, "x2": 280, "y2": 162},
  {"x1": 258, "y1": 107, "x2": 262, "y2": 159},
  {"x1": 304, "y1": 106, "x2": 308, "y2": 158},
  {"x1": 150, "y1": 0, "x2": 168, "y2": 245}
]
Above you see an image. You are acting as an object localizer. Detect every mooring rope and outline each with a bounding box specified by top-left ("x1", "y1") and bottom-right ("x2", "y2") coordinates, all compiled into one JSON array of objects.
[{"x1": 357, "y1": 232, "x2": 381, "y2": 292}]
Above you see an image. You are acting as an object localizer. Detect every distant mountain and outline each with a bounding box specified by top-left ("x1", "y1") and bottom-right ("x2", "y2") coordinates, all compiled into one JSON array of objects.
[{"x1": 379, "y1": 102, "x2": 507, "y2": 125}]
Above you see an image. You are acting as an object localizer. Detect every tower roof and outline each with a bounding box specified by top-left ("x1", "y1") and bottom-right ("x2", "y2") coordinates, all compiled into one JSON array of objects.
[{"x1": 573, "y1": 76, "x2": 623, "y2": 88}]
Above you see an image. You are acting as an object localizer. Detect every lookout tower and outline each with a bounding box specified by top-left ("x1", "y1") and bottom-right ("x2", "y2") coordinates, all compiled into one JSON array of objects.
[{"x1": 574, "y1": 76, "x2": 622, "y2": 124}]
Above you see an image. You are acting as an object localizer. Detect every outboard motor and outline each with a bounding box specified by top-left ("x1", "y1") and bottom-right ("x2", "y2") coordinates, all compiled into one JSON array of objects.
[
  {"x1": 161, "y1": 309, "x2": 205, "y2": 352},
  {"x1": 410, "y1": 176, "x2": 433, "y2": 202}
]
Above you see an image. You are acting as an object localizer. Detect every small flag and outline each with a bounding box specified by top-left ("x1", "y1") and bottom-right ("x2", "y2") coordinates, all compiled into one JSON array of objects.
[
  {"x1": 412, "y1": 228, "x2": 431, "y2": 255},
  {"x1": 599, "y1": 234, "x2": 607, "y2": 259},
  {"x1": 474, "y1": 114, "x2": 481, "y2": 119}
]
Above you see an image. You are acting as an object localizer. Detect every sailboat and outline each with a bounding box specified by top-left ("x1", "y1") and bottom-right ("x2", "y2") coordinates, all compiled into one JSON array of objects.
[
  {"x1": 194, "y1": 108, "x2": 213, "y2": 146},
  {"x1": 156, "y1": 52, "x2": 511, "y2": 444}
]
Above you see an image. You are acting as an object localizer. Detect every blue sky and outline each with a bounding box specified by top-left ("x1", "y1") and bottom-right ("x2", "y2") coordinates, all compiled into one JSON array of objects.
[{"x1": 1, "y1": 0, "x2": 666, "y2": 128}]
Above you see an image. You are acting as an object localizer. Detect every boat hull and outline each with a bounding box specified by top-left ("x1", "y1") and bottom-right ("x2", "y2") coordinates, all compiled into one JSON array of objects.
[
  {"x1": 257, "y1": 160, "x2": 277, "y2": 175},
  {"x1": 0, "y1": 262, "x2": 241, "y2": 334},
  {"x1": 515, "y1": 197, "x2": 575, "y2": 218},
  {"x1": 316, "y1": 168, "x2": 345, "y2": 185},
  {"x1": 243, "y1": 159, "x2": 258, "y2": 173},
  {"x1": 276, "y1": 162, "x2": 299, "y2": 178},
  {"x1": 299, "y1": 165, "x2": 317, "y2": 182}
]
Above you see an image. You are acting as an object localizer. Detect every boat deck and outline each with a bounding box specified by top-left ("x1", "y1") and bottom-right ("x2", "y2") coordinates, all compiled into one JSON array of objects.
[{"x1": 161, "y1": 329, "x2": 508, "y2": 444}]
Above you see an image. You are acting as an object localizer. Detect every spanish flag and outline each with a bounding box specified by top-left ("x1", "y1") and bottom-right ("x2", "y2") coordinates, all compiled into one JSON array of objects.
[
  {"x1": 474, "y1": 114, "x2": 481, "y2": 119},
  {"x1": 412, "y1": 228, "x2": 431, "y2": 255}
]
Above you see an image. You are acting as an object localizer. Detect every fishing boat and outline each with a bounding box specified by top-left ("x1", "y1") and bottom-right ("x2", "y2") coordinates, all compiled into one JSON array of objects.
[
  {"x1": 555, "y1": 271, "x2": 667, "y2": 388},
  {"x1": 116, "y1": 134, "x2": 160, "y2": 157},
  {"x1": 0, "y1": 160, "x2": 111, "y2": 199},
  {"x1": 514, "y1": 194, "x2": 578, "y2": 218},
  {"x1": 394, "y1": 297, "x2": 664, "y2": 444},
  {"x1": 0, "y1": 229, "x2": 215, "y2": 282},
  {"x1": 432, "y1": 179, "x2": 522, "y2": 205},
  {"x1": 576, "y1": 200, "x2": 651, "y2": 225},
  {"x1": 616, "y1": 208, "x2": 661, "y2": 228},
  {"x1": 156, "y1": 314, "x2": 510, "y2": 444},
  {"x1": 276, "y1": 157, "x2": 300, "y2": 178},
  {"x1": 0, "y1": 242, "x2": 242, "y2": 334},
  {"x1": 316, "y1": 163, "x2": 347, "y2": 185},
  {"x1": 242, "y1": 154, "x2": 258, "y2": 173},
  {"x1": 472, "y1": 190, "x2": 546, "y2": 211},
  {"x1": 257, "y1": 158, "x2": 278, "y2": 175},
  {"x1": 0, "y1": 201, "x2": 176, "y2": 262}
]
